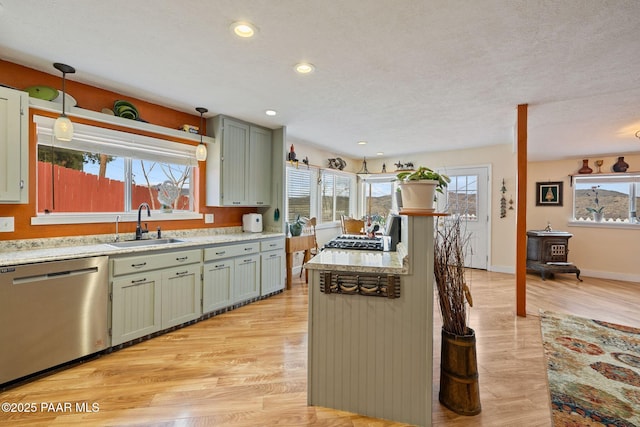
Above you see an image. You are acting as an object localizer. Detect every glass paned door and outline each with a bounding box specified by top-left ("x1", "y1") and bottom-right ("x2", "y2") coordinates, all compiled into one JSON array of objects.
[{"x1": 438, "y1": 167, "x2": 489, "y2": 269}]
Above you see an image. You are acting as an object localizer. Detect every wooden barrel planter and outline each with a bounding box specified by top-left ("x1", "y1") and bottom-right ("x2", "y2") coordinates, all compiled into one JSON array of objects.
[{"x1": 439, "y1": 327, "x2": 481, "y2": 415}]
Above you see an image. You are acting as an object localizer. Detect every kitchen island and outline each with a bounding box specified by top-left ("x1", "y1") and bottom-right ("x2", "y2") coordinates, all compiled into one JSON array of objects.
[{"x1": 305, "y1": 214, "x2": 439, "y2": 427}]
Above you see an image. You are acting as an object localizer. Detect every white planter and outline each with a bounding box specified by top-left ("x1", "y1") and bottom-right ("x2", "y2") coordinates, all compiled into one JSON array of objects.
[{"x1": 399, "y1": 180, "x2": 438, "y2": 212}]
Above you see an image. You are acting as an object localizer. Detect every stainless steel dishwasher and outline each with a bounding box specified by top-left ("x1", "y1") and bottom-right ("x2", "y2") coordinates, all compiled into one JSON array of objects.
[{"x1": 0, "y1": 256, "x2": 109, "y2": 385}]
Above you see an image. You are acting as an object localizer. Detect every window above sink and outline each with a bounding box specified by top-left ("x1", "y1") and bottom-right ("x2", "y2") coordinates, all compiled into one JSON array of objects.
[{"x1": 32, "y1": 115, "x2": 203, "y2": 225}]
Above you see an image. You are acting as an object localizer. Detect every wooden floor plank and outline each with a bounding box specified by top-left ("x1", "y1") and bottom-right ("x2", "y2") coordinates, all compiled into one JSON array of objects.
[{"x1": 1, "y1": 270, "x2": 638, "y2": 426}]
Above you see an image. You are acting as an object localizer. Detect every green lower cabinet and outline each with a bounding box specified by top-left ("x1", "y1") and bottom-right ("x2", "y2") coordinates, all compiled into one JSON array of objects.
[
  {"x1": 234, "y1": 254, "x2": 261, "y2": 304},
  {"x1": 202, "y1": 260, "x2": 234, "y2": 313},
  {"x1": 161, "y1": 263, "x2": 202, "y2": 329},
  {"x1": 110, "y1": 249, "x2": 202, "y2": 346},
  {"x1": 111, "y1": 271, "x2": 162, "y2": 346}
]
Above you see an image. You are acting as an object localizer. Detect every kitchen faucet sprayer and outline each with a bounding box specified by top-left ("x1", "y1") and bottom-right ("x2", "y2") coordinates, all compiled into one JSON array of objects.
[
  {"x1": 115, "y1": 215, "x2": 121, "y2": 242},
  {"x1": 135, "y1": 203, "x2": 151, "y2": 240}
]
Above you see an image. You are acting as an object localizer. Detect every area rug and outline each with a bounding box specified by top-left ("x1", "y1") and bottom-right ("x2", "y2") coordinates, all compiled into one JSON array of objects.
[{"x1": 540, "y1": 311, "x2": 640, "y2": 426}]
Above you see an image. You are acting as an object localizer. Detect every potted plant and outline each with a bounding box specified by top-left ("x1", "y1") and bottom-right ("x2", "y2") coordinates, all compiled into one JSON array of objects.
[
  {"x1": 434, "y1": 216, "x2": 481, "y2": 416},
  {"x1": 586, "y1": 185, "x2": 604, "y2": 222},
  {"x1": 396, "y1": 166, "x2": 450, "y2": 212}
]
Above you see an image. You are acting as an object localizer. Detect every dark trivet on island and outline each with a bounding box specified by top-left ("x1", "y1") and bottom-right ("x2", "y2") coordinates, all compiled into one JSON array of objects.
[{"x1": 526, "y1": 230, "x2": 582, "y2": 281}]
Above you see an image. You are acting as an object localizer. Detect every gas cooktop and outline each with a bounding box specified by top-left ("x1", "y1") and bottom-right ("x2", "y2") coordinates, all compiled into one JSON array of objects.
[{"x1": 323, "y1": 235, "x2": 388, "y2": 251}]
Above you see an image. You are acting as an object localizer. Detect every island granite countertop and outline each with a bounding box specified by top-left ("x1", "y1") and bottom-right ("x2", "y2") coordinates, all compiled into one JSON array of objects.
[{"x1": 304, "y1": 242, "x2": 409, "y2": 275}]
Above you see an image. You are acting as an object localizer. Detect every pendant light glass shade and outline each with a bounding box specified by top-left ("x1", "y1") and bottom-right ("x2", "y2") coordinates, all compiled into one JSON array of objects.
[
  {"x1": 195, "y1": 142, "x2": 207, "y2": 161},
  {"x1": 53, "y1": 62, "x2": 76, "y2": 141},
  {"x1": 54, "y1": 116, "x2": 74, "y2": 141},
  {"x1": 195, "y1": 107, "x2": 208, "y2": 161}
]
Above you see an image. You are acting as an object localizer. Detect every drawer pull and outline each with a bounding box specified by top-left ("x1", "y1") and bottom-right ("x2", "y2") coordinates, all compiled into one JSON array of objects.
[
  {"x1": 131, "y1": 262, "x2": 147, "y2": 268},
  {"x1": 242, "y1": 259, "x2": 253, "y2": 263},
  {"x1": 214, "y1": 264, "x2": 226, "y2": 268},
  {"x1": 215, "y1": 251, "x2": 226, "y2": 255},
  {"x1": 176, "y1": 256, "x2": 188, "y2": 262},
  {"x1": 131, "y1": 277, "x2": 147, "y2": 284},
  {"x1": 244, "y1": 247, "x2": 254, "y2": 251},
  {"x1": 175, "y1": 270, "x2": 189, "y2": 276},
  {"x1": 269, "y1": 254, "x2": 277, "y2": 258},
  {"x1": 269, "y1": 243, "x2": 277, "y2": 247}
]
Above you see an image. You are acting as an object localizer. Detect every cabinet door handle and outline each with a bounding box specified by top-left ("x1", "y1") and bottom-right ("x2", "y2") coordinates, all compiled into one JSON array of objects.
[
  {"x1": 175, "y1": 271, "x2": 189, "y2": 276},
  {"x1": 131, "y1": 277, "x2": 147, "y2": 284},
  {"x1": 214, "y1": 264, "x2": 226, "y2": 268},
  {"x1": 176, "y1": 256, "x2": 188, "y2": 262},
  {"x1": 269, "y1": 254, "x2": 277, "y2": 259},
  {"x1": 131, "y1": 262, "x2": 147, "y2": 268},
  {"x1": 242, "y1": 258, "x2": 253, "y2": 263}
]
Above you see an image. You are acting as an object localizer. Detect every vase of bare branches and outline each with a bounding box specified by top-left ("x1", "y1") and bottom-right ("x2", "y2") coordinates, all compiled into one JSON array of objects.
[{"x1": 434, "y1": 216, "x2": 481, "y2": 416}]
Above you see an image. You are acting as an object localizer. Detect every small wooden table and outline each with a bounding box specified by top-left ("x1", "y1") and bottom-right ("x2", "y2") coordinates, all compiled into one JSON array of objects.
[{"x1": 285, "y1": 235, "x2": 317, "y2": 290}]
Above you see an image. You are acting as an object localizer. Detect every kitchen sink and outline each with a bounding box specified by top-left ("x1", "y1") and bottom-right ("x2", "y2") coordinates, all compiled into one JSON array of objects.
[{"x1": 107, "y1": 238, "x2": 184, "y2": 248}]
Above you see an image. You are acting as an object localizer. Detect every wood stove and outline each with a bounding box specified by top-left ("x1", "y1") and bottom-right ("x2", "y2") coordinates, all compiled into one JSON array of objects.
[{"x1": 526, "y1": 230, "x2": 581, "y2": 281}]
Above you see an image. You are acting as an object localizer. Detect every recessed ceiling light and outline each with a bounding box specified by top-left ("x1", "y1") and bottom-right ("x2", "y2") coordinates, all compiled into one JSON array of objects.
[
  {"x1": 377, "y1": 152, "x2": 384, "y2": 156},
  {"x1": 294, "y1": 62, "x2": 315, "y2": 74},
  {"x1": 231, "y1": 21, "x2": 257, "y2": 38},
  {"x1": 358, "y1": 141, "x2": 367, "y2": 145},
  {"x1": 265, "y1": 109, "x2": 277, "y2": 116}
]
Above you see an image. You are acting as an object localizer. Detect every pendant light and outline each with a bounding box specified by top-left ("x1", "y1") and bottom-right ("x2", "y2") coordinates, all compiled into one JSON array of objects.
[
  {"x1": 53, "y1": 62, "x2": 76, "y2": 141},
  {"x1": 195, "y1": 107, "x2": 208, "y2": 161}
]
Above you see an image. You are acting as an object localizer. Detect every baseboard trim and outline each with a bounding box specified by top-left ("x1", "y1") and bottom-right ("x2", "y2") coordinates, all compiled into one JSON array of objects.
[{"x1": 488, "y1": 265, "x2": 640, "y2": 283}]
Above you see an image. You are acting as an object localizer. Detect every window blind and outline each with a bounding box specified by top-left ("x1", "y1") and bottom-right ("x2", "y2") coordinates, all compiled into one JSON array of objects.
[
  {"x1": 287, "y1": 167, "x2": 311, "y2": 221},
  {"x1": 34, "y1": 115, "x2": 197, "y2": 166}
]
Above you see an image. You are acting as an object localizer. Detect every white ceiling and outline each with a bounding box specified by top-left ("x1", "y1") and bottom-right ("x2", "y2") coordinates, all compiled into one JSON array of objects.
[{"x1": 1, "y1": 0, "x2": 639, "y2": 161}]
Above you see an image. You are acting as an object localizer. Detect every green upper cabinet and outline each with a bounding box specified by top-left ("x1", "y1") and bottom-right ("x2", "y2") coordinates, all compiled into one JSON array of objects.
[
  {"x1": 0, "y1": 86, "x2": 29, "y2": 204},
  {"x1": 206, "y1": 115, "x2": 272, "y2": 206}
]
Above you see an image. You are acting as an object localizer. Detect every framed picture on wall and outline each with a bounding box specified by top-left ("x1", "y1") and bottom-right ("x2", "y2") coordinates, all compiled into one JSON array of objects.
[{"x1": 536, "y1": 181, "x2": 563, "y2": 206}]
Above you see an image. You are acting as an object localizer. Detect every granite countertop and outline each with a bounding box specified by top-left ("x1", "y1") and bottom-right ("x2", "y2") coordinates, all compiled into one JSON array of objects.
[
  {"x1": 0, "y1": 229, "x2": 285, "y2": 267},
  {"x1": 304, "y1": 242, "x2": 409, "y2": 275}
]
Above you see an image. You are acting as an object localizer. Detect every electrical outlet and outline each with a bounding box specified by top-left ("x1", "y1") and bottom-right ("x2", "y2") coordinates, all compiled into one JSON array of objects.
[
  {"x1": 205, "y1": 213, "x2": 214, "y2": 224},
  {"x1": 0, "y1": 217, "x2": 15, "y2": 232}
]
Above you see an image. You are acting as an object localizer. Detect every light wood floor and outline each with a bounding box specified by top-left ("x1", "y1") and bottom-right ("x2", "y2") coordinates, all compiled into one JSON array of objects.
[{"x1": 1, "y1": 270, "x2": 639, "y2": 426}]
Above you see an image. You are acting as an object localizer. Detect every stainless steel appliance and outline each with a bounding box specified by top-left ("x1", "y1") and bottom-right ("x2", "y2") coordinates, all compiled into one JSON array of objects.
[
  {"x1": 324, "y1": 235, "x2": 387, "y2": 251},
  {"x1": 0, "y1": 256, "x2": 109, "y2": 385},
  {"x1": 323, "y1": 214, "x2": 402, "y2": 251},
  {"x1": 383, "y1": 213, "x2": 402, "y2": 251}
]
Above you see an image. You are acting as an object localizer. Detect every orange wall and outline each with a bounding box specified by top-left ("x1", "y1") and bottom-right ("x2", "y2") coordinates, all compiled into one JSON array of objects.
[{"x1": 0, "y1": 60, "x2": 255, "y2": 240}]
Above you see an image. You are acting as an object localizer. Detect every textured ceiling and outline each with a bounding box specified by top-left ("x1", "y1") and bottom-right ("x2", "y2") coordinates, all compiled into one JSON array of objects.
[{"x1": 1, "y1": 0, "x2": 639, "y2": 161}]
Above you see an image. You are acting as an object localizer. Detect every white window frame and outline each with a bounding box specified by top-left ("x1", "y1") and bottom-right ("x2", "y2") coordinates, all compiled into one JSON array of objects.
[
  {"x1": 285, "y1": 164, "x2": 356, "y2": 228},
  {"x1": 32, "y1": 115, "x2": 202, "y2": 225},
  {"x1": 569, "y1": 173, "x2": 640, "y2": 229},
  {"x1": 358, "y1": 173, "x2": 400, "y2": 218}
]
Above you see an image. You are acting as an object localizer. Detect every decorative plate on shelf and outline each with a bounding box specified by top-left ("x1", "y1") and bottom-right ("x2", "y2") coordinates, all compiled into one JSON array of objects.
[
  {"x1": 113, "y1": 100, "x2": 139, "y2": 120},
  {"x1": 24, "y1": 85, "x2": 58, "y2": 101}
]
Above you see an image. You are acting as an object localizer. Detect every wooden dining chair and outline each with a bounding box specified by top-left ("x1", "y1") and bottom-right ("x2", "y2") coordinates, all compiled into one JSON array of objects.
[
  {"x1": 300, "y1": 217, "x2": 318, "y2": 279},
  {"x1": 342, "y1": 216, "x2": 365, "y2": 235}
]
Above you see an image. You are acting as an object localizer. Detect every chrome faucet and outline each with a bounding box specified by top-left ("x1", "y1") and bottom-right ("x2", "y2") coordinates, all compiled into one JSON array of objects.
[{"x1": 135, "y1": 203, "x2": 151, "y2": 240}]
